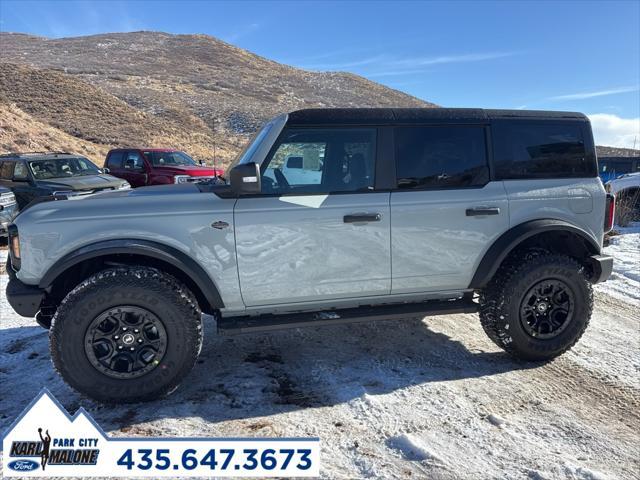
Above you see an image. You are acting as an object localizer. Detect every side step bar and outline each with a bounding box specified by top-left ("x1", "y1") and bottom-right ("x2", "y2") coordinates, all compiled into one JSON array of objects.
[{"x1": 218, "y1": 298, "x2": 478, "y2": 335}]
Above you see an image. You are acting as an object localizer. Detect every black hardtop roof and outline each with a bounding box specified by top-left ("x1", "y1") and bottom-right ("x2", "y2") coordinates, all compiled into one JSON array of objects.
[
  {"x1": 287, "y1": 108, "x2": 588, "y2": 125},
  {"x1": 0, "y1": 152, "x2": 86, "y2": 161}
]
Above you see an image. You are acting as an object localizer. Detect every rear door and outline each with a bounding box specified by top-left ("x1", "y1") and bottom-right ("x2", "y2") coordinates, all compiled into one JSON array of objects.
[
  {"x1": 390, "y1": 125, "x2": 509, "y2": 293},
  {"x1": 234, "y1": 127, "x2": 391, "y2": 307}
]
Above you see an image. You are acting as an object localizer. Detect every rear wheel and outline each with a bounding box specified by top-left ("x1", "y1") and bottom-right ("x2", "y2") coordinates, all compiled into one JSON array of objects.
[
  {"x1": 479, "y1": 252, "x2": 593, "y2": 361},
  {"x1": 50, "y1": 267, "x2": 203, "y2": 403}
]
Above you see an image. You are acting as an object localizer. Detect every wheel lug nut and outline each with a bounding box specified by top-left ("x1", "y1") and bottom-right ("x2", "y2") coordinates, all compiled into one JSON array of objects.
[
  {"x1": 138, "y1": 339, "x2": 143, "y2": 343},
  {"x1": 123, "y1": 327, "x2": 128, "y2": 331},
  {"x1": 114, "y1": 335, "x2": 119, "y2": 340},
  {"x1": 130, "y1": 347, "x2": 135, "y2": 351},
  {"x1": 118, "y1": 346, "x2": 123, "y2": 350},
  {"x1": 134, "y1": 329, "x2": 139, "y2": 333}
]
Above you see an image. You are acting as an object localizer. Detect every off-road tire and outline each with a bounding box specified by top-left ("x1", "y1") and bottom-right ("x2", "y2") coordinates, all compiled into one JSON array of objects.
[
  {"x1": 50, "y1": 267, "x2": 203, "y2": 403},
  {"x1": 479, "y1": 252, "x2": 593, "y2": 361}
]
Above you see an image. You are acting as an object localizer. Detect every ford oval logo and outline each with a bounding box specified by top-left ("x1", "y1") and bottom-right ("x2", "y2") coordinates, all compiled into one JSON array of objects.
[{"x1": 8, "y1": 459, "x2": 39, "y2": 471}]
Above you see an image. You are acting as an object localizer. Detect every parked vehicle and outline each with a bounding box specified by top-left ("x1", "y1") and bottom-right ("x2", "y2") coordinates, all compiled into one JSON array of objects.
[
  {"x1": 6, "y1": 108, "x2": 614, "y2": 403},
  {"x1": 606, "y1": 172, "x2": 640, "y2": 224},
  {"x1": 0, "y1": 186, "x2": 18, "y2": 238},
  {"x1": 105, "y1": 148, "x2": 223, "y2": 187},
  {"x1": 0, "y1": 152, "x2": 130, "y2": 209}
]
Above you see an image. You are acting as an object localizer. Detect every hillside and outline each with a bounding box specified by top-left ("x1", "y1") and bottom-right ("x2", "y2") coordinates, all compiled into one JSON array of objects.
[
  {"x1": 0, "y1": 102, "x2": 109, "y2": 163},
  {"x1": 0, "y1": 31, "x2": 434, "y2": 165}
]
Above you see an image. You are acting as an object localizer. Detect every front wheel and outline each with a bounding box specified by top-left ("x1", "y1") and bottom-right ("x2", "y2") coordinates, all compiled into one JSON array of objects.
[
  {"x1": 479, "y1": 252, "x2": 593, "y2": 361},
  {"x1": 50, "y1": 267, "x2": 203, "y2": 403}
]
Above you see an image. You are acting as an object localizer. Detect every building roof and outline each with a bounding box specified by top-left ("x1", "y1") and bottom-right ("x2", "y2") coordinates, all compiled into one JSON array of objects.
[{"x1": 287, "y1": 107, "x2": 588, "y2": 125}]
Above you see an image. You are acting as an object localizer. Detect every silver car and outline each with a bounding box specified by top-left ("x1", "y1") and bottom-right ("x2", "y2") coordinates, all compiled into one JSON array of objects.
[{"x1": 5, "y1": 108, "x2": 614, "y2": 403}]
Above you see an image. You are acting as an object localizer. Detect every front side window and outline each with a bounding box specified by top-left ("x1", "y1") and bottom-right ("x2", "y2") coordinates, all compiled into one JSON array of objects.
[
  {"x1": 261, "y1": 128, "x2": 376, "y2": 194},
  {"x1": 395, "y1": 126, "x2": 489, "y2": 189},
  {"x1": 492, "y1": 121, "x2": 594, "y2": 179},
  {"x1": 13, "y1": 162, "x2": 29, "y2": 180},
  {"x1": 29, "y1": 157, "x2": 101, "y2": 179},
  {"x1": 144, "y1": 151, "x2": 196, "y2": 166},
  {"x1": 124, "y1": 152, "x2": 144, "y2": 170}
]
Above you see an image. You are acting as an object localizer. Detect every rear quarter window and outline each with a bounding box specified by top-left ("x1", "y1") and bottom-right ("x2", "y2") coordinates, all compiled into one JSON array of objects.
[
  {"x1": 492, "y1": 121, "x2": 596, "y2": 179},
  {"x1": 106, "y1": 151, "x2": 124, "y2": 169}
]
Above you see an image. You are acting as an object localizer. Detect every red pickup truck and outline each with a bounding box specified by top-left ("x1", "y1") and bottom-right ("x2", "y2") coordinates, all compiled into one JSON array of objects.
[{"x1": 105, "y1": 148, "x2": 223, "y2": 187}]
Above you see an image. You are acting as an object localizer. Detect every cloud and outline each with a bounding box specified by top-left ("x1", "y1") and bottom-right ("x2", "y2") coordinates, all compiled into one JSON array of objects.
[
  {"x1": 588, "y1": 114, "x2": 640, "y2": 149},
  {"x1": 296, "y1": 50, "x2": 517, "y2": 74},
  {"x1": 300, "y1": 55, "x2": 387, "y2": 70},
  {"x1": 549, "y1": 86, "x2": 639, "y2": 101},
  {"x1": 390, "y1": 51, "x2": 516, "y2": 68}
]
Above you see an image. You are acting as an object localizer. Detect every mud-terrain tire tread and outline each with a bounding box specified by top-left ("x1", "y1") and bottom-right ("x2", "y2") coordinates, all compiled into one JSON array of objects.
[
  {"x1": 479, "y1": 252, "x2": 593, "y2": 361},
  {"x1": 50, "y1": 266, "x2": 202, "y2": 403}
]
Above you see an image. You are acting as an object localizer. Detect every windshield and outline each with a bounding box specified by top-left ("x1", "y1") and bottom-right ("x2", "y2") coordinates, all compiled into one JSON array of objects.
[
  {"x1": 144, "y1": 151, "x2": 197, "y2": 166},
  {"x1": 29, "y1": 157, "x2": 102, "y2": 180},
  {"x1": 225, "y1": 124, "x2": 274, "y2": 177}
]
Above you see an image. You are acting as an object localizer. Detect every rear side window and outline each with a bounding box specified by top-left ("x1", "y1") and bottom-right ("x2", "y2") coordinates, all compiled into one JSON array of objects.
[
  {"x1": 0, "y1": 161, "x2": 14, "y2": 180},
  {"x1": 107, "y1": 151, "x2": 124, "y2": 169},
  {"x1": 492, "y1": 121, "x2": 595, "y2": 179},
  {"x1": 395, "y1": 126, "x2": 489, "y2": 189}
]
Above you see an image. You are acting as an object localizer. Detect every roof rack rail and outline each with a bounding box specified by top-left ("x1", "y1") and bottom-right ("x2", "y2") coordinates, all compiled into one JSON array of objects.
[{"x1": 0, "y1": 151, "x2": 72, "y2": 157}]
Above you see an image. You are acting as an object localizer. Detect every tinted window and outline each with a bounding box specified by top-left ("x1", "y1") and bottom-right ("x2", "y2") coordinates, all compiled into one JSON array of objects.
[
  {"x1": 493, "y1": 121, "x2": 594, "y2": 179},
  {"x1": 0, "y1": 161, "x2": 14, "y2": 180},
  {"x1": 124, "y1": 152, "x2": 144, "y2": 170},
  {"x1": 107, "y1": 151, "x2": 124, "y2": 169},
  {"x1": 144, "y1": 151, "x2": 196, "y2": 166},
  {"x1": 13, "y1": 162, "x2": 29, "y2": 180},
  {"x1": 395, "y1": 126, "x2": 489, "y2": 189},
  {"x1": 261, "y1": 128, "x2": 376, "y2": 194}
]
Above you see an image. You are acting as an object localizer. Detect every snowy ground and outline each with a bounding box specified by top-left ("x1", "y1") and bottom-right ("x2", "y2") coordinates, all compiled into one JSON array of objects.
[{"x1": 1, "y1": 230, "x2": 639, "y2": 479}]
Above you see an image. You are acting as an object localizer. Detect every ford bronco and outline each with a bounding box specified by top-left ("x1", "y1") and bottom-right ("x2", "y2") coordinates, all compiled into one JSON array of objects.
[{"x1": 5, "y1": 108, "x2": 614, "y2": 403}]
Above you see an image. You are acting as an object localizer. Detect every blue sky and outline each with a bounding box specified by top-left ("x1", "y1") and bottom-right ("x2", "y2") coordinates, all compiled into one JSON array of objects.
[{"x1": 1, "y1": 0, "x2": 639, "y2": 147}]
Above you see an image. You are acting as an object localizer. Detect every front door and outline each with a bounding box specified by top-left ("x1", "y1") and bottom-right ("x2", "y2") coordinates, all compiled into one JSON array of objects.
[
  {"x1": 390, "y1": 125, "x2": 509, "y2": 293},
  {"x1": 234, "y1": 127, "x2": 391, "y2": 307}
]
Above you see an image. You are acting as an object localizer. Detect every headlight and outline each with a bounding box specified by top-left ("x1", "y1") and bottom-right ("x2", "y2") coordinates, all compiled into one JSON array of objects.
[
  {"x1": 119, "y1": 181, "x2": 131, "y2": 190},
  {"x1": 174, "y1": 175, "x2": 191, "y2": 184},
  {"x1": 0, "y1": 192, "x2": 16, "y2": 207}
]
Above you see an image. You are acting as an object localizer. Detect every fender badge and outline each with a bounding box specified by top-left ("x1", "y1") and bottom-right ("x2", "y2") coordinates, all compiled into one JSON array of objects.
[{"x1": 211, "y1": 221, "x2": 229, "y2": 229}]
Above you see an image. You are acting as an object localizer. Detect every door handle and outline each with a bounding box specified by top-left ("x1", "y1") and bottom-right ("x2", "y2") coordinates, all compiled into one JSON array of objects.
[
  {"x1": 466, "y1": 207, "x2": 500, "y2": 216},
  {"x1": 344, "y1": 213, "x2": 382, "y2": 223}
]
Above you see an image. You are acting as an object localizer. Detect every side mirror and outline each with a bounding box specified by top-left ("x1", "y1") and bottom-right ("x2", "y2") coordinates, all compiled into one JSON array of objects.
[
  {"x1": 230, "y1": 162, "x2": 261, "y2": 195},
  {"x1": 102, "y1": 167, "x2": 110, "y2": 174},
  {"x1": 199, "y1": 160, "x2": 205, "y2": 166}
]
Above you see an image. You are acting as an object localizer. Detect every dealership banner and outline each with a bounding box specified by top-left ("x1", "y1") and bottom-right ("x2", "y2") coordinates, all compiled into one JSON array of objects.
[{"x1": 2, "y1": 389, "x2": 320, "y2": 477}]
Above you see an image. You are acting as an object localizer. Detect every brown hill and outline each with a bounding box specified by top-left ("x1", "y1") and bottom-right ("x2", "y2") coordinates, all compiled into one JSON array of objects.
[{"x1": 0, "y1": 31, "x2": 434, "y2": 165}]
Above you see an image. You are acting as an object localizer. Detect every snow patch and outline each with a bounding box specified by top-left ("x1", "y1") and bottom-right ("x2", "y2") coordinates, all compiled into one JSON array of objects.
[
  {"x1": 596, "y1": 222, "x2": 640, "y2": 306},
  {"x1": 487, "y1": 413, "x2": 506, "y2": 427},
  {"x1": 387, "y1": 433, "x2": 445, "y2": 464}
]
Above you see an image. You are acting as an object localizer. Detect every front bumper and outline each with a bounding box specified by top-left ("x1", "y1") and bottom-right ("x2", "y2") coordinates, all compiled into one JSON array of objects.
[
  {"x1": 588, "y1": 254, "x2": 613, "y2": 284},
  {"x1": 5, "y1": 259, "x2": 45, "y2": 317}
]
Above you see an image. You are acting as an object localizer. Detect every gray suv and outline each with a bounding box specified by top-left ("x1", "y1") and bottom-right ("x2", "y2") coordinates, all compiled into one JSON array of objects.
[{"x1": 5, "y1": 108, "x2": 615, "y2": 403}]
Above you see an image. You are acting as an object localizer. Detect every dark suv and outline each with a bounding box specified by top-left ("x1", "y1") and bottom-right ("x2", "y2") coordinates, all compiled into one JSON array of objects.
[
  {"x1": 0, "y1": 152, "x2": 130, "y2": 209},
  {"x1": 105, "y1": 148, "x2": 223, "y2": 188}
]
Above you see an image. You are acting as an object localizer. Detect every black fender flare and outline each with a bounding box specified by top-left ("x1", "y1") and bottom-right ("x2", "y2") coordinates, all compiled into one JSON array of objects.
[
  {"x1": 469, "y1": 219, "x2": 601, "y2": 289},
  {"x1": 39, "y1": 239, "x2": 224, "y2": 309}
]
